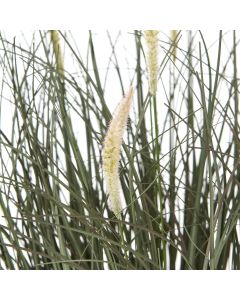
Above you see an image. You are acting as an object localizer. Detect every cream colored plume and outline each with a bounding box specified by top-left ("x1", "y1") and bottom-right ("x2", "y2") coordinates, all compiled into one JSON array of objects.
[
  {"x1": 171, "y1": 30, "x2": 178, "y2": 63},
  {"x1": 144, "y1": 30, "x2": 159, "y2": 95},
  {"x1": 102, "y1": 87, "x2": 133, "y2": 219},
  {"x1": 49, "y1": 30, "x2": 65, "y2": 79}
]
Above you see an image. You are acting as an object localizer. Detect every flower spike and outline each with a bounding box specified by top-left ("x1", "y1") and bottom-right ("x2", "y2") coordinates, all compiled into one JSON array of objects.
[{"x1": 102, "y1": 87, "x2": 133, "y2": 219}]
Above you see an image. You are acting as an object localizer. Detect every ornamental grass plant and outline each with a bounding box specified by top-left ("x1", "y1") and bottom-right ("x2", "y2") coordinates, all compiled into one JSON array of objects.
[{"x1": 0, "y1": 30, "x2": 240, "y2": 270}]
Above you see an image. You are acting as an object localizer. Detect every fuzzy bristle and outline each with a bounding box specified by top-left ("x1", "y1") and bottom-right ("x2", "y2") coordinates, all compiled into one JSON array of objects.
[
  {"x1": 144, "y1": 30, "x2": 159, "y2": 95},
  {"x1": 102, "y1": 87, "x2": 133, "y2": 219}
]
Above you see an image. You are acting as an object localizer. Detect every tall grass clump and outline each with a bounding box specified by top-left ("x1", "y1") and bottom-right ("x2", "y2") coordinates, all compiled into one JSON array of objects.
[{"x1": 0, "y1": 30, "x2": 240, "y2": 269}]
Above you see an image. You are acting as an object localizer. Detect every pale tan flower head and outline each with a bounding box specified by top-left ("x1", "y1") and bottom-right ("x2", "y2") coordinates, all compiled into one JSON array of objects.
[
  {"x1": 144, "y1": 30, "x2": 159, "y2": 95},
  {"x1": 102, "y1": 87, "x2": 133, "y2": 219},
  {"x1": 171, "y1": 30, "x2": 178, "y2": 63},
  {"x1": 49, "y1": 30, "x2": 65, "y2": 79}
]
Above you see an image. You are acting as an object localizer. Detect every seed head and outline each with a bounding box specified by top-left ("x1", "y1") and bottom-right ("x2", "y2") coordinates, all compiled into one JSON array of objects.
[
  {"x1": 49, "y1": 30, "x2": 65, "y2": 79},
  {"x1": 171, "y1": 30, "x2": 178, "y2": 63},
  {"x1": 102, "y1": 87, "x2": 133, "y2": 219},
  {"x1": 144, "y1": 30, "x2": 159, "y2": 95}
]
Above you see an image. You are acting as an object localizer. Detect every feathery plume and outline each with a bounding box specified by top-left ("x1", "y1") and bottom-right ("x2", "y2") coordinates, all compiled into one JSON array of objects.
[
  {"x1": 144, "y1": 30, "x2": 159, "y2": 95},
  {"x1": 171, "y1": 30, "x2": 178, "y2": 63},
  {"x1": 49, "y1": 30, "x2": 65, "y2": 79},
  {"x1": 102, "y1": 87, "x2": 133, "y2": 219}
]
